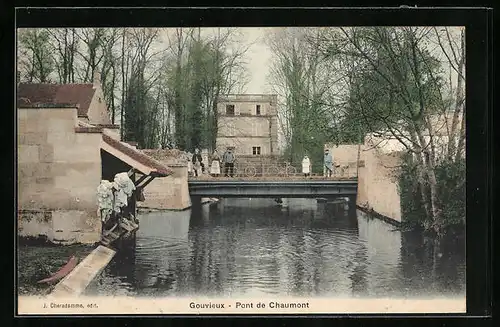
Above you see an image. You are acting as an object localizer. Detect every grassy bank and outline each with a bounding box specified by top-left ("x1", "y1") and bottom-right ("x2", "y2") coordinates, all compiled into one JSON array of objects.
[{"x1": 17, "y1": 243, "x2": 94, "y2": 295}]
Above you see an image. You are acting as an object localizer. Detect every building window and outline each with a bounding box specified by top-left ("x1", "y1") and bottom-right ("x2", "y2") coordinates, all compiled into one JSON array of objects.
[
  {"x1": 256, "y1": 104, "x2": 261, "y2": 115},
  {"x1": 226, "y1": 104, "x2": 235, "y2": 115},
  {"x1": 252, "y1": 146, "x2": 261, "y2": 155}
]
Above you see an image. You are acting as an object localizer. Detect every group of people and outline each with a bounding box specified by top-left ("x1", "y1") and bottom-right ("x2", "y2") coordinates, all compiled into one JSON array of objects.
[
  {"x1": 189, "y1": 147, "x2": 337, "y2": 178},
  {"x1": 301, "y1": 148, "x2": 337, "y2": 178},
  {"x1": 189, "y1": 147, "x2": 236, "y2": 178}
]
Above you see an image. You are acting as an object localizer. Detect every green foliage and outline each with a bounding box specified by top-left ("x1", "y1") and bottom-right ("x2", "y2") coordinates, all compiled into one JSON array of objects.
[
  {"x1": 434, "y1": 157, "x2": 466, "y2": 226},
  {"x1": 399, "y1": 153, "x2": 465, "y2": 232},
  {"x1": 170, "y1": 35, "x2": 240, "y2": 152},
  {"x1": 398, "y1": 154, "x2": 428, "y2": 229},
  {"x1": 344, "y1": 27, "x2": 445, "y2": 137},
  {"x1": 268, "y1": 29, "x2": 335, "y2": 172}
]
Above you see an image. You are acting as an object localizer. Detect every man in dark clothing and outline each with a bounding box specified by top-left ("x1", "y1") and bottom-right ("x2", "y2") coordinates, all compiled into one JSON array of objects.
[
  {"x1": 222, "y1": 147, "x2": 236, "y2": 177},
  {"x1": 192, "y1": 148, "x2": 205, "y2": 177}
]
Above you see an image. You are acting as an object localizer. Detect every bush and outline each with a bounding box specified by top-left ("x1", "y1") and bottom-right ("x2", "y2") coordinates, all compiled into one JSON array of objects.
[
  {"x1": 399, "y1": 153, "x2": 465, "y2": 232},
  {"x1": 399, "y1": 153, "x2": 427, "y2": 230},
  {"x1": 435, "y1": 157, "x2": 466, "y2": 226}
]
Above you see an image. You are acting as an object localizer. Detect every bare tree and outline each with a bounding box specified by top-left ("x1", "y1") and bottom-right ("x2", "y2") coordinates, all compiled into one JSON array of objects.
[
  {"x1": 266, "y1": 27, "x2": 334, "y2": 165},
  {"x1": 47, "y1": 28, "x2": 77, "y2": 83},
  {"x1": 99, "y1": 29, "x2": 121, "y2": 123},
  {"x1": 17, "y1": 28, "x2": 55, "y2": 83},
  {"x1": 432, "y1": 27, "x2": 465, "y2": 162},
  {"x1": 74, "y1": 28, "x2": 107, "y2": 83},
  {"x1": 122, "y1": 28, "x2": 163, "y2": 148}
]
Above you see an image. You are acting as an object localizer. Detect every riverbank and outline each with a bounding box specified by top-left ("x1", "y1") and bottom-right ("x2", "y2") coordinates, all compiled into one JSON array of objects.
[
  {"x1": 356, "y1": 205, "x2": 402, "y2": 228},
  {"x1": 357, "y1": 204, "x2": 465, "y2": 238},
  {"x1": 17, "y1": 243, "x2": 94, "y2": 296}
]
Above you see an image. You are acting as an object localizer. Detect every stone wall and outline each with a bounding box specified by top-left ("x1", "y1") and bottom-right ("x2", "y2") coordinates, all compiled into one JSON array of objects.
[
  {"x1": 138, "y1": 150, "x2": 191, "y2": 210},
  {"x1": 326, "y1": 142, "x2": 402, "y2": 223},
  {"x1": 17, "y1": 107, "x2": 102, "y2": 244},
  {"x1": 356, "y1": 146, "x2": 403, "y2": 222},
  {"x1": 324, "y1": 144, "x2": 361, "y2": 177}
]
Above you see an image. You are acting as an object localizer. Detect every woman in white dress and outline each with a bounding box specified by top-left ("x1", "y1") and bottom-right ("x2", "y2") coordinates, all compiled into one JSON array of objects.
[
  {"x1": 302, "y1": 154, "x2": 311, "y2": 178},
  {"x1": 210, "y1": 150, "x2": 221, "y2": 177}
]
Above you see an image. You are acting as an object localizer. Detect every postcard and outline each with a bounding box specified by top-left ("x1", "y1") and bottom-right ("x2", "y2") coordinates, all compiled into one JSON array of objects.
[{"x1": 17, "y1": 24, "x2": 466, "y2": 315}]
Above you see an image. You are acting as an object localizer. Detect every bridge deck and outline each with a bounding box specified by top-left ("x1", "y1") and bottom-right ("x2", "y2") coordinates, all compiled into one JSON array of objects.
[
  {"x1": 189, "y1": 176, "x2": 357, "y2": 181},
  {"x1": 188, "y1": 177, "x2": 358, "y2": 197}
]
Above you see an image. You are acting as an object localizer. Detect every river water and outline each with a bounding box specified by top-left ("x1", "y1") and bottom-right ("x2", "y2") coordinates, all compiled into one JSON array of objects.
[{"x1": 82, "y1": 198, "x2": 465, "y2": 298}]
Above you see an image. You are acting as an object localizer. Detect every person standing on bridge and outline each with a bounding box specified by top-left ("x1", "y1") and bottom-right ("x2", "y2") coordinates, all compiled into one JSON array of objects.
[
  {"x1": 302, "y1": 154, "x2": 311, "y2": 178},
  {"x1": 223, "y1": 147, "x2": 236, "y2": 177},
  {"x1": 324, "y1": 149, "x2": 334, "y2": 178},
  {"x1": 210, "y1": 149, "x2": 221, "y2": 177},
  {"x1": 192, "y1": 148, "x2": 205, "y2": 177}
]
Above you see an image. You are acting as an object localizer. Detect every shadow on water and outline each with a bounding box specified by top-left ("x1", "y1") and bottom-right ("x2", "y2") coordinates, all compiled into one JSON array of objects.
[
  {"x1": 80, "y1": 198, "x2": 465, "y2": 298},
  {"x1": 399, "y1": 229, "x2": 466, "y2": 296}
]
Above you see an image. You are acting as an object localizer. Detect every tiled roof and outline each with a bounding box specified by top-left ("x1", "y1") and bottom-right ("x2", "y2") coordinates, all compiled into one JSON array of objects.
[
  {"x1": 17, "y1": 83, "x2": 96, "y2": 117},
  {"x1": 101, "y1": 134, "x2": 173, "y2": 177}
]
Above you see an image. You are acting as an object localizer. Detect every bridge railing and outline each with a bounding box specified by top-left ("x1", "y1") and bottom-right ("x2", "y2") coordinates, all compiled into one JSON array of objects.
[{"x1": 210, "y1": 161, "x2": 358, "y2": 179}]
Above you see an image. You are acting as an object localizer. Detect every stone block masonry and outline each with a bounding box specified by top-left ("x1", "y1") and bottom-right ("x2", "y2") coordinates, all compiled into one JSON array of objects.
[
  {"x1": 327, "y1": 143, "x2": 402, "y2": 223},
  {"x1": 18, "y1": 107, "x2": 102, "y2": 245},
  {"x1": 357, "y1": 147, "x2": 402, "y2": 222},
  {"x1": 138, "y1": 150, "x2": 191, "y2": 210}
]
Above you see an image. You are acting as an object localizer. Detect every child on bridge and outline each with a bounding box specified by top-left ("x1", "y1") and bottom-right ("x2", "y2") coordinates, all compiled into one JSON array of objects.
[{"x1": 302, "y1": 154, "x2": 311, "y2": 178}]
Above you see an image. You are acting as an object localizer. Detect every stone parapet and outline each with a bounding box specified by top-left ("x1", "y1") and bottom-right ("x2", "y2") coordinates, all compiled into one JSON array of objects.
[{"x1": 138, "y1": 149, "x2": 191, "y2": 210}]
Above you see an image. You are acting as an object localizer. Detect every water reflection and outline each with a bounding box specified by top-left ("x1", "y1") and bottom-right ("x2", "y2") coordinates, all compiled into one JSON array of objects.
[{"x1": 86, "y1": 198, "x2": 465, "y2": 298}]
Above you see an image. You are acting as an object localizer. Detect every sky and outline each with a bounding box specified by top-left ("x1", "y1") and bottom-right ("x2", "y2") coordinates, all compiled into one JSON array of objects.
[
  {"x1": 240, "y1": 28, "x2": 273, "y2": 94},
  {"x1": 158, "y1": 27, "x2": 274, "y2": 95},
  {"x1": 166, "y1": 26, "x2": 463, "y2": 95},
  {"x1": 19, "y1": 26, "x2": 462, "y2": 96}
]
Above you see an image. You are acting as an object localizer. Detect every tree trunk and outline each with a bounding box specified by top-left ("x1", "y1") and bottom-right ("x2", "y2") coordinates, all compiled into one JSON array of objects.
[
  {"x1": 120, "y1": 29, "x2": 127, "y2": 140},
  {"x1": 414, "y1": 128, "x2": 441, "y2": 231},
  {"x1": 446, "y1": 31, "x2": 465, "y2": 161},
  {"x1": 455, "y1": 108, "x2": 466, "y2": 162}
]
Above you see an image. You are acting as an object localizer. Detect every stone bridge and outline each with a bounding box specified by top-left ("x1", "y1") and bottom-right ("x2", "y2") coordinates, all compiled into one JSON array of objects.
[{"x1": 139, "y1": 142, "x2": 405, "y2": 224}]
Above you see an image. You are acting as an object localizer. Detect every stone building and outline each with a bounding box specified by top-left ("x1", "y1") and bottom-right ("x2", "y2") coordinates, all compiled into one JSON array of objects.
[
  {"x1": 216, "y1": 94, "x2": 279, "y2": 156},
  {"x1": 17, "y1": 74, "x2": 172, "y2": 245}
]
